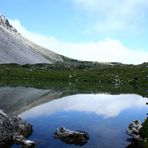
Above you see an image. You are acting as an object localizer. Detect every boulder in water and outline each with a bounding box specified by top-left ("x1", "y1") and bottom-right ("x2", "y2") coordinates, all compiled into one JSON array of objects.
[{"x1": 54, "y1": 127, "x2": 89, "y2": 146}]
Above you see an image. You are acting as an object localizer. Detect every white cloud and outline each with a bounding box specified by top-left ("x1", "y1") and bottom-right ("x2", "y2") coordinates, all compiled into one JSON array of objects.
[
  {"x1": 9, "y1": 19, "x2": 148, "y2": 64},
  {"x1": 72, "y1": 0, "x2": 148, "y2": 33}
]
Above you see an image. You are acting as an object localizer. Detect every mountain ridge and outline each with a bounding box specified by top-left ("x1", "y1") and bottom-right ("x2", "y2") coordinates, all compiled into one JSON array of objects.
[
  {"x1": 0, "y1": 14, "x2": 18, "y2": 34},
  {"x1": 0, "y1": 14, "x2": 66, "y2": 64}
]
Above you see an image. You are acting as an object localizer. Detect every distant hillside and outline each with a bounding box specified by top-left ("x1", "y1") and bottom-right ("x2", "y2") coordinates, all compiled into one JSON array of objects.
[{"x1": 0, "y1": 14, "x2": 66, "y2": 64}]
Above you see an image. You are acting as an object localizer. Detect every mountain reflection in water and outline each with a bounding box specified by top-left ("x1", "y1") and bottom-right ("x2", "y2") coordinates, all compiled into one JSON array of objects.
[
  {"x1": 19, "y1": 94, "x2": 147, "y2": 148},
  {"x1": 0, "y1": 87, "x2": 63, "y2": 115}
]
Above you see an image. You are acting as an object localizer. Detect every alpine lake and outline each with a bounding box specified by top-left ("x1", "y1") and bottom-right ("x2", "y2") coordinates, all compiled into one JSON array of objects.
[{"x1": 0, "y1": 63, "x2": 147, "y2": 148}]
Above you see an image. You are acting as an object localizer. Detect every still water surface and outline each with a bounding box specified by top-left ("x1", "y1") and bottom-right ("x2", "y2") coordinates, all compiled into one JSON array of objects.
[{"x1": 16, "y1": 93, "x2": 148, "y2": 148}]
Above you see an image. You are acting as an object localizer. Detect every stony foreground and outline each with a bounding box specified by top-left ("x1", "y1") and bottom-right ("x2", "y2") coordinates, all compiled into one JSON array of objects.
[{"x1": 0, "y1": 109, "x2": 34, "y2": 147}]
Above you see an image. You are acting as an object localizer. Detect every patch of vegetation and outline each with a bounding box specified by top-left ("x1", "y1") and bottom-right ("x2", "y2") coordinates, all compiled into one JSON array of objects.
[
  {"x1": 0, "y1": 62, "x2": 147, "y2": 96},
  {"x1": 139, "y1": 118, "x2": 148, "y2": 148},
  {"x1": 141, "y1": 118, "x2": 148, "y2": 138}
]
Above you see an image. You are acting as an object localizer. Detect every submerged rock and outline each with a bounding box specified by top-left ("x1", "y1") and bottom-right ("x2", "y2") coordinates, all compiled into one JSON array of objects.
[
  {"x1": 0, "y1": 109, "x2": 35, "y2": 147},
  {"x1": 54, "y1": 127, "x2": 89, "y2": 146}
]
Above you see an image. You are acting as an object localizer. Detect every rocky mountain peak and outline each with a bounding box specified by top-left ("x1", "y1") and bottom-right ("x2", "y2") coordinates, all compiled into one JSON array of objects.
[
  {"x1": 0, "y1": 13, "x2": 65, "y2": 64},
  {"x1": 0, "y1": 14, "x2": 18, "y2": 33}
]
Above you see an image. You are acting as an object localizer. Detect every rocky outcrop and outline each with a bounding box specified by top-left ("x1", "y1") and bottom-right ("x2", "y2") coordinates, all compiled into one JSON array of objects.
[
  {"x1": 0, "y1": 109, "x2": 34, "y2": 147},
  {"x1": 54, "y1": 127, "x2": 89, "y2": 146},
  {"x1": 126, "y1": 120, "x2": 143, "y2": 141},
  {"x1": 126, "y1": 119, "x2": 148, "y2": 148},
  {"x1": 0, "y1": 14, "x2": 18, "y2": 34}
]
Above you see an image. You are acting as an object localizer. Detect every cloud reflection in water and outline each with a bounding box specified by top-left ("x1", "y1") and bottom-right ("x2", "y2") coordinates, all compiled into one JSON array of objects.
[{"x1": 20, "y1": 94, "x2": 147, "y2": 119}]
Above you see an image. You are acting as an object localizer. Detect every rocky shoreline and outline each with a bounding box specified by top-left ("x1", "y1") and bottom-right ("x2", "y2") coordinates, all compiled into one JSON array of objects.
[
  {"x1": 0, "y1": 109, "x2": 35, "y2": 147},
  {"x1": 126, "y1": 119, "x2": 148, "y2": 147}
]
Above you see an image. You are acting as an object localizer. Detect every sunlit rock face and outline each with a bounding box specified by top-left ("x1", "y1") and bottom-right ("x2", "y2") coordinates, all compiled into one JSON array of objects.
[
  {"x1": 0, "y1": 14, "x2": 18, "y2": 33},
  {"x1": 0, "y1": 14, "x2": 64, "y2": 64}
]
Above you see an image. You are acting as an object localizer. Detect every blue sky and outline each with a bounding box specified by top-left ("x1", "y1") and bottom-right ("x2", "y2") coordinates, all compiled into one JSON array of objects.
[{"x1": 0, "y1": 0, "x2": 148, "y2": 64}]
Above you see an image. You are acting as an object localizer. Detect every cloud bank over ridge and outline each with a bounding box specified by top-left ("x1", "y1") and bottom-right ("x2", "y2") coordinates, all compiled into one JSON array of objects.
[{"x1": 10, "y1": 19, "x2": 148, "y2": 64}]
